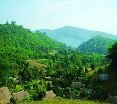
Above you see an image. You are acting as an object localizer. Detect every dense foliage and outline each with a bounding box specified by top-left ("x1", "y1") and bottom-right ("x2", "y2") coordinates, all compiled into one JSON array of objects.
[
  {"x1": 79, "y1": 36, "x2": 115, "y2": 54},
  {"x1": 0, "y1": 22, "x2": 112, "y2": 101},
  {"x1": 0, "y1": 22, "x2": 66, "y2": 86},
  {"x1": 107, "y1": 42, "x2": 117, "y2": 71}
]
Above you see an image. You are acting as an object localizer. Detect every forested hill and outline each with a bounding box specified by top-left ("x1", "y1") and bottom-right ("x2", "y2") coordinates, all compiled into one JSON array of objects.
[
  {"x1": 39, "y1": 26, "x2": 117, "y2": 48},
  {"x1": 0, "y1": 23, "x2": 114, "y2": 101},
  {"x1": 79, "y1": 36, "x2": 116, "y2": 54},
  {"x1": 0, "y1": 23, "x2": 66, "y2": 59},
  {"x1": 0, "y1": 23, "x2": 67, "y2": 76}
]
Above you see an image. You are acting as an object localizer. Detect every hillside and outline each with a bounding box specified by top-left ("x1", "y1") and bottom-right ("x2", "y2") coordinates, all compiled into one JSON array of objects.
[
  {"x1": 0, "y1": 23, "x2": 116, "y2": 103},
  {"x1": 79, "y1": 36, "x2": 116, "y2": 54},
  {"x1": 39, "y1": 26, "x2": 117, "y2": 48},
  {"x1": 0, "y1": 23, "x2": 66, "y2": 59},
  {"x1": 0, "y1": 23, "x2": 67, "y2": 85}
]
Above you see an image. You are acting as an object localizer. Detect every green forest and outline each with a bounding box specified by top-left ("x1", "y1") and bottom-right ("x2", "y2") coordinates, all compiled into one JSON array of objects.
[
  {"x1": 79, "y1": 35, "x2": 115, "y2": 54},
  {"x1": 0, "y1": 22, "x2": 117, "y2": 103}
]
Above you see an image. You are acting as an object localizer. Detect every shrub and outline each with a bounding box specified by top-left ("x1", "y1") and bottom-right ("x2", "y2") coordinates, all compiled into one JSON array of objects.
[
  {"x1": 52, "y1": 86, "x2": 64, "y2": 97},
  {"x1": 11, "y1": 85, "x2": 24, "y2": 93},
  {"x1": 32, "y1": 86, "x2": 46, "y2": 100},
  {"x1": 46, "y1": 82, "x2": 51, "y2": 91},
  {"x1": 23, "y1": 95, "x2": 32, "y2": 102},
  {"x1": 70, "y1": 87, "x2": 80, "y2": 99},
  {"x1": 90, "y1": 85, "x2": 108, "y2": 100},
  {"x1": 53, "y1": 86, "x2": 80, "y2": 99}
]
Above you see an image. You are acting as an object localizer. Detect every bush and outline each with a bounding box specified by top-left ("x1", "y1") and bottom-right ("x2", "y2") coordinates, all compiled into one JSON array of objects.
[
  {"x1": 69, "y1": 87, "x2": 80, "y2": 99},
  {"x1": 32, "y1": 86, "x2": 46, "y2": 100},
  {"x1": 90, "y1": 85, "x2": 108, "y2": 100},
  {"x1": 53, "y1": 86, "x2": 80, "y2": 99},
  {"x1": 23, "y1": 95, "x2": 32, "y2": 102},
  {"x1": 52, "y1": 86, "x2": 64, "y2": 97},
  {"x1": 11, "y1": 85, "x2": 24, "y2": 93},
  {"x1": 46, "y1": 82, "x2": 51, "y2": 91},
  {"x1": 24, "y1": 84, "x2": 33, "y2": 90}
]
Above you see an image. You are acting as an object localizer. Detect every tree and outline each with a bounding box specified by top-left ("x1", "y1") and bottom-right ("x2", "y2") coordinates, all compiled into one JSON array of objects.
[
  {"x1": 6, "y1": 20, "x2": 9, "y2": 25},
  {"x1": 0, "y1": 57, "x2": 10, "y2": 86},
  {"x1": 18, "y1": 62, "x2": 32, "y2": 84},
  {"x1": 11, "y1": 21, "x2": 16, "y2": 25},
  {"x1": 107, "y1": 42, "x2": 117, "y2": 71}
]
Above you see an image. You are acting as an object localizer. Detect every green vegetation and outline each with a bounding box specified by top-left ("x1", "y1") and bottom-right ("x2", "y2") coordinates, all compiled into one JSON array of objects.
[
  {"x1": 23, "y1": 97, "x2": 106, "y2": 104},
  {"x1": 104, "y1": 42, "x2": 117, "y2": 96},
  {"x1": 107, "y1": 42, "x2": 117, "y2": 70},
  {"x1": 0, "y1": 22, "x2": 116, "y2": 103},
  {"x1": 79, "y1": 36, "x2": 115, "y2": 54},
  {"x1": 0, "y1": 22, "x2": 66, "y2": 87}
]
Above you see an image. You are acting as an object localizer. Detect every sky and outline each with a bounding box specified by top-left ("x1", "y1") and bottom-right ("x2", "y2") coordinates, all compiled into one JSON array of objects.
[{"x1": 0, "y1": 0, "x2": 117, "y2": 34}]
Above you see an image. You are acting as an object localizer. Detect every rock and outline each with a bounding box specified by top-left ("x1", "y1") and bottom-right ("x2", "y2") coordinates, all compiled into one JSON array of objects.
[
  {"x1": 0, "y1": 87, "x2": 12, "y2": 104},
  {"x1": 44, "y1": 90, "x2": 56, "y2": 99},
  {"x1": 13, "y1": 90, "x2": 29, "y2": 103}
]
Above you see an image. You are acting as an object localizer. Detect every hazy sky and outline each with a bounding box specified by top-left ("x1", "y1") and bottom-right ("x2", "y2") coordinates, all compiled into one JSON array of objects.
[{"x1": 0, "y1": 0, "x2": 117, "y2": 34}]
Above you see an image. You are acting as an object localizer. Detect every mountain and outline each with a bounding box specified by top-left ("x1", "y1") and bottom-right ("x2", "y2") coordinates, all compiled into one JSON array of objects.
[
  {"x1": 79, "y1": 36, "x2": 116, "y2": 54},
  {"x1": 39, "y1": 26, "x2": 117, "y2": 48}
]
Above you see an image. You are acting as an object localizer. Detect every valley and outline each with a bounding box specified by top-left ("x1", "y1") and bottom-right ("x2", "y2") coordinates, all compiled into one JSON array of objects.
[{"x1": 0, "y1": 23, "x2": 117, "y2": 104}]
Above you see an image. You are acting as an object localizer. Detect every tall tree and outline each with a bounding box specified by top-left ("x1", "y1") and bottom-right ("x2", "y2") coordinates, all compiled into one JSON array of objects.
[{"x1": 107, "y1": 42, "x2": 117, "y2": 71}]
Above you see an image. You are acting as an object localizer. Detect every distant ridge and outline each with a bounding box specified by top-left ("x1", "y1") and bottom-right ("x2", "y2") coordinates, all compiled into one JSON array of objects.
[{"x1": 39, "y1": 26, "x2": 117, "y2": 48}]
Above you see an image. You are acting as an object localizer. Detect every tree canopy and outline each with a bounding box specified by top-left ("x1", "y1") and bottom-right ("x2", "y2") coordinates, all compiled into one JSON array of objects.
[{"x1": 107, "y1": 42, "x2": 117, "y2": 71}]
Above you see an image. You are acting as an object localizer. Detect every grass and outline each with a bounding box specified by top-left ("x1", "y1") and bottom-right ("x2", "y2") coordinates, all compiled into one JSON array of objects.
[{"x1": 23, "y1": 97, "x2": 108, "y2": 104}]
